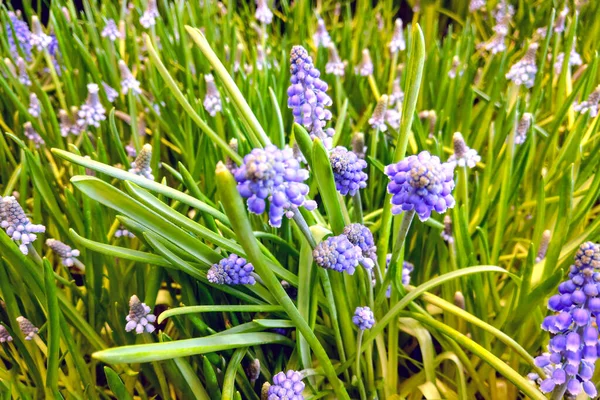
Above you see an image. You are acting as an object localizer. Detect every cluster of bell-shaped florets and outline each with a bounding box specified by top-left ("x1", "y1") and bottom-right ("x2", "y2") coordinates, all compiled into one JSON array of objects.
[
  {"x1": 329, "y1": 147, "x2": 368, "y2": 196},
  {"x1": 574, "y1": 85, "x2": 600, "y2": 118},
  {"x1": 101, "y1": 19, "x2": 122, "y2": 41},
  {"x1": 140, "y1": 0, "x2": 160, "y2": 29},
  {"x1": 6, "y1": 11, "x2": 32, "y2": 60},
  {"x1": 234, "y1": 145, "x2": 317, "y2": 227},
  {"x1": 0, "y1": 325, "x2": 12, "y2": 343},
  {"x1": 325, "y1": 44, "x2": 346, "y2": 77},
  {"x1": 287, "y1": 46, "x2": 335, "y2": 148},
  {"x1": 0, "y1": 196, "x2": 46, "y2": 255},
  {"x1": 267, "y1": 370, "x2": 305, "y2": 399},
  {"x1": 125, "y1": 295, "x2": 156, "y2": 334},
  {"x1": 203, "y1": 74, "x2": 222, "y2": 117},
  {"x1": 129, "y1": 144, "x2": 154, "y2": 180},
  {"x1": 353, "y1": 306, "x2": 375, "y2": 330},
  {"x1": 119, "y1": 60, "x2": 142, "y2": 95},
  {"x1": 532, "y1": 242, "x2": 600, "y2": 398},
  {"x1": 207, "y1": 254, "x2": 256, "y2": 285},
  {"x1": 506, "y1": 43, "x2": 538, "y2": 88},
  {"x1": 385, "y1": 151, "x2": 456, "y2": 221},
  {"x1": 46, "y1": 238, "x2": 80, "y2": 267},
  {"x1": 77, "y1": 83, "x2": 106, "y2": 129},
  {"x1": 17, "y1": 316, "x2": 38, "y2": 340},
  {"x1": 369, "y1": 95, "x2": 400, "y2": 132},
  {"x1": 313, "y1": 234, "x2": 364, "y2": 275},
  {"x1": 344, "y1": 223, "x2": 377, "y2": 262},
  {"x1": 447, "y1": 132, "x2": 480, "y2": 169}
]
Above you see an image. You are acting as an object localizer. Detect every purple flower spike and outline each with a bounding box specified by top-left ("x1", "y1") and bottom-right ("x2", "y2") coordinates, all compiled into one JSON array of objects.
[
  {"x1": 6, "y1": 11, "x2": 32, "y2": 60},
  {"x1": 385, "y1": 151, "x2": 455, "y2": 221},
  {"x1": 125, "y1": 295, "x2": 156, "y2": 334},
  {"x1": 235, "y1": 145, "x2": 317, "y2": 227},
  {"x1": 389, "y1": 19, "x2": 406, "y2": 53},
  {"x1": 0, "y1": 196, "x2": 46, "y2": 255},
  {"x1": 119, "y1": 61, "x2": 142, "y2": 95},
  {"x1": 101, "y1": 19, "x2": 123, "y2": 41},
  {"x1": 203, "y1": 74, "x2": 222, "y2": 117},
  {"x1": 313, "y1": 234, "x2": 362, "y2": 275},
  {"x1": 77, "y1": 83, "x2": 106, "y2": 129},
  {"x1": 330, "y1": 147, "x2": 368, "y2": 196},
  {"x1": 255, "y1": 0, "x2": 273, "y2": 25},
  {"x1": 30, "y1": 16, "x2": 52, "y2": 51},
  {"x1": 207, "y1": 254, "x2": 256, "y2": 285},
  {"x1": 530, "y1": 241, "x2": 600, "y2": 397},
  {"x1": 46, "y1": 238, "x2": 80, "y2": 268},
  {"x1": 0, "y1": 325, "x2": 12, "y2": 343},
  {"x1": 353, "y1": 306, "x2": 375, "y2": 330},
  {"x1": 287, "y1": 45, "x2": 334, "y2": 148},
  {"x1": 355, "y1": 49, "x2": 373, "y2": 76},
  {"x1": 140, "y1": 0, "x2": 159, "y2": 28},
  {"x1": 326, "y1": 44, "x2": 346, "y2": 77},
  {"x1": 17, "y1": 57, "x2": 31, "y2": 86},
  {"x1": 574, "y1": 85, "x2": 600, "y2": 118},
  {"x1": 313, "y1": 18, "x2": 331, "y2": 48},
  {"x1": 24, "y1": 122, "x2": 44, "y2": 148},
  {"x1": 343, "y1": 224, "x2": 376, "y2": 262},
  {"x1": 267, "y1": 370, "x2": 305, "y2": 399},
  {"x1": 17, "y1": 316, "x2": 38, "y2": 340},
  {"x1": 506, "y1": 43, "x2": 538, "y2": 88}
]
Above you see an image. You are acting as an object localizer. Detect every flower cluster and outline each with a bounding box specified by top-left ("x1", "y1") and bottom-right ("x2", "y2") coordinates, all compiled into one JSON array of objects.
[
  {"x1": 28, "y1": 93, "x2": 40, "y2": 117},
  {"x1": 24, "y1": 122, "x2": 44, "y2": 147},
  {"x1": 389, "y1": 19, "x2": 406, "y2": 53},
  {"x1": 207, "y1": 254, "x2": 256, "y2": 285},
  {"x1": 267, "y1": 370, "x2": 305, "y2": 399},
  {"x1": 448, "y1": 56, "x2": 462, "y2": 79},
  {"x1": 554, "y1": 46, "x2": 582, "y2": 74},
  {"x1": 447, "y1": 132, "x2": 480, "y2": 169},
  {"x1": 6, "y1": 11, "x2": 32, "y2": 60},
  {"x1": 343, "y1": 223, "x2": 377, "y2": 262},
  {"x1": 203, "y1": 74, "x2": 222, "y2": 117},
  {"x1": 17, "y1": 57, "x2": 31, "y2": 86},
  {"x1": 119, "y1": 60, "x2": 142, "y2": 95},
  {"x1": 0, "y1": 196, "x2": 46, "y2": 254},
  {"x1": 369, "y1": 95, "x2": 400, "y2": 132},
  {"x1": 103, "y1": 82, "x2": 119, "y2": 102},
  {"x1": 532, "y1": 242, "x2": 600, "y2": 398},
  {"x1": 535, "y1": 230, "x2": 551, "y2": 263},
  {"x1": 554, "y1": 6, "x2": 569, "y2": 34},
  {"x1": 353, "y1": 306, "x2": 375, "y2": 330},
  {"x1": 101, "y1": 19, "x2": 122, "y2": 41},
  {"x1": 389, "y1": 76, "x2": 404, "y2": 106},
  {"x1": 574, "y1": 85, "x2": 600, "y2": 118},
  {"x1": 352, "y1": 132, "x2": 367, "y2": 159},
  {"x1": 506, "y1": 43, "x2": 538, "y2": 88},
  {"x1": 385, "y1": 151, "x2": 456, "y2": 221},
  {"x1": 17, "y1": 316, "x2": 38, "y2": 340},
  {"x1": 129, "y1": 144, "x2": 154, "y2": 180},
  {"x1": 125, "y1": 295, "x2": 156, "y2": 334},
  {"x1": 469, "y1": 0, "x2": 486, "y2": 12},
  {"x1": 479, "y1": 1, "x2": 513, "y2": 54},
  {"x1": 329, "y1": 147, "x2": 368, "y2": 196},
  {"x1": 234, "y1": 145, "x2": 317, "y2": 227},
  {"x1": 325, "y1": 44, "x2": 346, "y2": 77},
  {"x1": 313, "y1": 234, "x2": 363, "y2": 275},
  {"x1": 441, "y1": 215, "x2": 453, "y2": 243},
  {"x1": 140, "y1": 0, "x2": 159, "y2": 29},
  {"x1": 59, "y1": 109, "x2": 79, "y2": 137},
  {"x1": 355, "y1": 49, "x2": 374, "y2": 76},
  {"x1": 287, "y1": 45, "x2": 335, "y2": 148},
  {"x1": 515, "y1": 112, "x2": 533, "y2": 144},
  {"x1": 313, "y1": 18, "x2": 331, "y2": 48},
  {"x1": 255, "y1": 0, "x2": 273, "y2": 25},
  {"x1": 77, "y1": 83, "x2": 106, "y2": 129},
  {"x1": 46, "y1": 238, "x2": 81, "y2": 267},
  {"x1": 0, "y1": 325, "x2": 12, "y2": 343},
  {"x1": 30, "y1": 16, "x2": 52, "y2": 51},
  {"x1": 115, "y1": 225, "x2": 136, "y2": 238}
]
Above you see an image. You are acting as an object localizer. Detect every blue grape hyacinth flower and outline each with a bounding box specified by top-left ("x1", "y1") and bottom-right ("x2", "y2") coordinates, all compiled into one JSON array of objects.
[
  {"x1": 287, "y1": 45, "x2": 335, "y2": 148},
  {"x1": 234, "y1": 145, "x2": 317, "y2": 228},
  {"x1": 0, "y1": 196, "x2": 46, "y2": 255},
  {"x1": 207, "y1": 254, "x2": 256, "y2": 285},
  {"x1": 313, "y1": 234, "x2": 364, "y2": 275},
  {"x1": 343, "y1": 223, "x2": 377, "y2": 262},
  {"x1": 506, "y1": 43, "x2": 538, "y2": 88},
  {"x1": 6, "y1": 11, "x2": 32, "y2": 60},
  {"x1": 532, "y1": 242, "x2": 600, "y2": 398},
  {"x1": 385, "y1": 151, "x2": 455, "y2": 221},
  {"x1": 267, "y1": 370, "x2": 305, "y2": 399},
  {"x1": 353, "y1": 306, "x2": 375, "y2": 330},
  {"x1": 125, "y1": 295, "x2": 156, "y2": 334},
  {"x1": 330, "y1": 147, "x2": 368, "y2": 196}
]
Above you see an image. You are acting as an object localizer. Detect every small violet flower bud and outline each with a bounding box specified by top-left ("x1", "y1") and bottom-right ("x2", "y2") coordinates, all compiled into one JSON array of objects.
[{"x1": 125, "y1": 294, "x2": 156, "y2": 334}]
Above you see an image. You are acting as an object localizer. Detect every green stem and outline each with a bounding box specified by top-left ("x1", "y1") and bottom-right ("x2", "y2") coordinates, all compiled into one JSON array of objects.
[
  {"x1": 355, "y1": 330, "x2": 367, "y2": 400},
  {"x1": 352, "y1": 192, "x2": 364, "y2": 223},
  {"x1": 216, "y1": 163, "x2": 350, "y2": 400},
  {"x1": 292, "y1": 212, "x2": 317, "y2": 249},
  {"x1": 389, "y1": 210, "x2": 415, "y2": 270},
  {"x1": 460, "y1": 165, "x2": 469, "y2": 212}
]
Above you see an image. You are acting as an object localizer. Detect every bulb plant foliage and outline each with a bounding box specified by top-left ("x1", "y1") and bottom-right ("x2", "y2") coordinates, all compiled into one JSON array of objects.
[{"x1": 0, "y1": 1, "x2": 600, "y2": 399}]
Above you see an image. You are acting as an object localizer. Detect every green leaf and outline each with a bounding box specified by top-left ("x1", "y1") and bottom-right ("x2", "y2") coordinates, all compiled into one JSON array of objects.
[
  {"x1": 93, "y1": 333, "x2": 290, "y2": 364},
  {"x1": 158, "y1": 305, "x2": 285, "y2": 324},
  {"x1": 43, "y1": 260, "x2": 61, "y2": 394},
  {"x1": 104, "y1": 367, "x2": 133, "y2": 400}
]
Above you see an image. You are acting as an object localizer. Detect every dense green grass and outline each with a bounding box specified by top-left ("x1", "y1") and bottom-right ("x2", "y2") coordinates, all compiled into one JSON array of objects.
[{"x1": 1, "y1": 0, "x2": 600, "y2": 399}]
